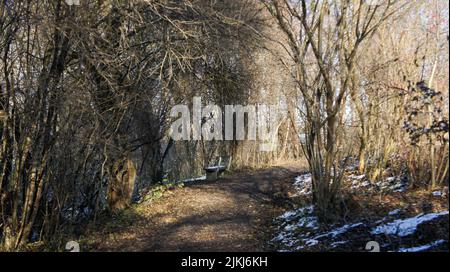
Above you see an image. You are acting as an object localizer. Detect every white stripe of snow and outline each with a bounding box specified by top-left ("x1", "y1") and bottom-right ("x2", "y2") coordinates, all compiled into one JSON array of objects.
[
  {"x1": 398, "y1": 240, "x2": 447, "y2": 252},
  {"x1": 313, "y1": 222, "x2": 364, "y2": 240},
  {"x1": 371, "y1": 211, "x2": 449, "y2": 237}
]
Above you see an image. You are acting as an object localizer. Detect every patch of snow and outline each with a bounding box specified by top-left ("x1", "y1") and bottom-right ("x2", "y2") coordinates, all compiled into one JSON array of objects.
[
  {"x1": 347, "y1": 173, "x2": 408, "y2": 193},
  {"x1": 432, "y1": 190, "x2": 442, "y2": 197},
  {"x1": 344, "y1": 160, "x2": 359, "y2": 171},
  {"x1": 277, "y1": 205, "x2": 314, "y2": 221},
  {"x1": 392, "y1": 182, "x2": 407, "y2": 192},
  {"x1": 297, "y1": 216, "x2": 319, "y2": 229},
  {"x1": 331, "y1": 241, "x2": 348, "y2": 248},
  {"x1": 351, "y1": 180, "x2": 371, "y2": 189},
  {"x1": 287, "y1": 222, "x2": 364, "y2": 250},
  {"x1": 386, "y1": 177, "x2": 396, "y2": 182},
  {"x1": 313, "y1": 223, "x2": 364, "y2": 240},
  {"x1": 273, "y1": 204, "x2": 319, "y2": 250},
  {"x1": 305, "y1": 239, "x2": 319, "y2": 246},
  {"x1": 276, "y1": 205, "x2": 319, "y2": 236},
  {"x1": 398, "y1": 240, "x2": 447, "y2": 252},
  {"x1": 293, "y1": 173, "x2": 312, "y2": 196},
  {"x1": 373, "y1": 175, "x2": 408, "y2": 193},
  {"x1": 348, "y1": 174, "x2": 366, "y2": 180},
  {"x1": 371, "y1": 211, "x2": 449, "y2": 237},
  {"x1": 279, "y1": 210, "x2": 298, "y2": 220},
  {"x1": 274, "y1": 186, "x2": 368, "y2": 251},
  {"x1": 296, "y1": 205, "x2": 314, "y2": 214},
  {"x1": 388, "y1": 209, "x2": 402, "y2": 216},
  {"x1": 284, "y1": 223, "x2": 298, "y2": 232}
]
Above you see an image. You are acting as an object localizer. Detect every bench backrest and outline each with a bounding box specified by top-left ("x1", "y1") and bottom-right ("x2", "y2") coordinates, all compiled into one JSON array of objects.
[{"x1": 210, "y1": 156, "x2": 232, "y2": 170}]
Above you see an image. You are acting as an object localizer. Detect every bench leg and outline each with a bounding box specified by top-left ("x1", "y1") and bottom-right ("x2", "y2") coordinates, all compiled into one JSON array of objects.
[{"x1": 206, "y1": 171, "x2": 218, "y2": 181}]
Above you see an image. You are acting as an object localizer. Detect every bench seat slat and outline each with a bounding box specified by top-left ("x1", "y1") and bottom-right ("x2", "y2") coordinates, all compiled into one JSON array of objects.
[{"x1": 205, "y1": 156, "x2": 232, "y2": 180}]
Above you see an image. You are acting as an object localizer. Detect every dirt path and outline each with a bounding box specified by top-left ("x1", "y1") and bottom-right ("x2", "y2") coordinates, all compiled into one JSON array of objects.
[{"x1": 87, "y1": 165, "x2": 300, "y2": 252}]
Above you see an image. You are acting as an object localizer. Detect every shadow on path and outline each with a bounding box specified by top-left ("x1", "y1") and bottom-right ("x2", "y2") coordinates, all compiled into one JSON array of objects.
[{"x1": 90, "y1": 165, "x2": 301, "y2": 252}]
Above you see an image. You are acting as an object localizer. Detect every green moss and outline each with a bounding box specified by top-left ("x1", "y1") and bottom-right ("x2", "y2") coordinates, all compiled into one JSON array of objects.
[{"x1": 141, "y1": 182, "x2": 184, "y2": 203}]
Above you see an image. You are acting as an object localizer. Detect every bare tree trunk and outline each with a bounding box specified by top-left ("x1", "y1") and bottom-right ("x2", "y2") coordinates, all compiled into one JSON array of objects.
[{"x1": 107, "y1": 154, "x2": 136, "y2": 212}]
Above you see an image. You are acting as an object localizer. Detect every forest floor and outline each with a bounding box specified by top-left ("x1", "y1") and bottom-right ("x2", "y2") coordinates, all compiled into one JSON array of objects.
[{"x1": 80, "y1": 164, "x2": 301, "y2": 252}]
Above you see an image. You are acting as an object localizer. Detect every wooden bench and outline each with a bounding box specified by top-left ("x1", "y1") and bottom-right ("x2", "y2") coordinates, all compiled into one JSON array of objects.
[{"x1": 204, "y1": 156, "x2": 232, "y2": 181}]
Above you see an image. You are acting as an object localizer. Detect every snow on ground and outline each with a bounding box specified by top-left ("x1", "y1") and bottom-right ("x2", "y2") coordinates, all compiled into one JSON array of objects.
[
  {"x1": 371, "y1": 211, "x2": 449, "y2": 237},
  {"x1": 292, "y1": 173, "x2": 312, "y2": 196},
  {"x1": 294, "y1": 170, "x2": 409, "y2": 196},
  {"x1": 272, "y1": 203, "x2": 366, "y2": 251},
  {"x1": 273, "y1": 205, "x2": 449, "y2": 252},
  {"x1": 294, "y1": 222, "x2": 367, "y2": 251},
  {"x1": 331, "y1": 240, "x2": 348, "y2": 248},
  {"x1": 432, "y1": 188, "x2": 448, "y2": 198},
  {"x1": 348, "y1": 174, "x2": 366, "y2": 180},
  {"x1": 272, "y1": 205, "x2": 319, "y2": 250},
  {"x1": 312, "y1": 223, "x2": 364, "y2": 240},
  {"x1": 398, "y1": 240, "x2": 447, "y2": 252},
  {"x1": 348, "y1": 173, "x2": 408, "y2": 193},
  {"x1": 272, "y1": 173, "x2": 449, "y2": 252},
  {"x1": 388, "y1": 209, "x2": 402, "y2": 216},
  {"x1": 433, "y1": 191, "x2": 442, "y2": 197}
]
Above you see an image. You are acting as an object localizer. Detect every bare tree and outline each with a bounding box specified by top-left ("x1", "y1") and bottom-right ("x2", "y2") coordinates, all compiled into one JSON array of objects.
[{"x1": 263, "y1": 0, "x2": 405, "y2": 220}]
